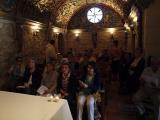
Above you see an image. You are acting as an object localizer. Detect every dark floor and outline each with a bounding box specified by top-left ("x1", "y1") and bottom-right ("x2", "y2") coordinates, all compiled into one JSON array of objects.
[{"x1": 104, "y1": 81, "x2": 137, "y2": 120}]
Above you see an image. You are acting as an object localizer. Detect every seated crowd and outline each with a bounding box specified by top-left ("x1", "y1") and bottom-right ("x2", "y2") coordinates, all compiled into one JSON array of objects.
[{"x1": 4, "y1": 40, "x2": 160, "y2": 120}]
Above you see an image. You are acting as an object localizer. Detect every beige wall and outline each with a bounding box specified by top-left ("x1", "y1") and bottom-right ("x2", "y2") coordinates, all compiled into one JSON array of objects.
[{"x1": 144, "y1": 0, "x2": 160, "y2": 57}]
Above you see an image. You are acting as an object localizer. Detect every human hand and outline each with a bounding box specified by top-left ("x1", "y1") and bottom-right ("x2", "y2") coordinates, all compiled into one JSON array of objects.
[
  {"x1": 83, "y1": 83, "x2": 88, "y2": 88},
  {"x1": 79, "y1": 80, "x2": 88, "y2": 88},
  {"x1": 43, "y1": 89, "x2": 49, "y2": 95},
  {"x1": 24, "y1": 83, "x2": 29, "y2": 88}
]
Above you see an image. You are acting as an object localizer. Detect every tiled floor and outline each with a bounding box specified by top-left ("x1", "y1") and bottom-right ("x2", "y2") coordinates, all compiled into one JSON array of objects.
[{"x1": 104, "y1": 81, "x2": 137, "y2": 120}]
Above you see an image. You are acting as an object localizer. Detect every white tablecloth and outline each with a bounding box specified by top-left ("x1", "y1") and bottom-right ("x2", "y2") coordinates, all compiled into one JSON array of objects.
[{"x1": 0, "y1": 91, "x2": 73, "y2": 120}]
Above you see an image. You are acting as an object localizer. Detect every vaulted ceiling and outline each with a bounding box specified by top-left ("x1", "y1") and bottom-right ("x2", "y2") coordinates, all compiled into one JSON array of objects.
[
  {"x1": 0, "y1": 0, "x2": 154, "y2": 26},
  {"x1": 31, "y1": 0, "x2": 134, "y2": 26},
  {"x1": 29, "y1": 0, "x2": 154, "y2": 27}
]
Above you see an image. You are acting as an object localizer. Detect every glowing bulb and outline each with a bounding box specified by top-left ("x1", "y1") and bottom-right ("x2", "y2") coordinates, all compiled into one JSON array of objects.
[
  {"x1": 73, "y1": 29, "x2": 81, "y2": 37},
  {"x1": 133, "y1": 16, "x2": 138, "y2": 22},
  {"x1": 31, "y1": 23, "x2": 40, "y2": 31},
  {"x1": 75, "y1": 33, "x2": 79, "y2": 37},
  {"x1": 124, "y1": 23, "x2": 130, "y2": 30},
  {"x1": 53, "y1": 27, "x2": 60, "y2": 34},
  {"x1": 108, "y1": 28, "x2": 116, "y2": 34}
]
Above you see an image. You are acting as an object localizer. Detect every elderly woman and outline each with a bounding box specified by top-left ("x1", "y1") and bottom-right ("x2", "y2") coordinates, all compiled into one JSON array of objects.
[
  {"x1": 40, "y1": 61, "x2": 58, "y2": 95},
  {"x1": 77, "y1": 61, "x2": 100, "y2": 120}
]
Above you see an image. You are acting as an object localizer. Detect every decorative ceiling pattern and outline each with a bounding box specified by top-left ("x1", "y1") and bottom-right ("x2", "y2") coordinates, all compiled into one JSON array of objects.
[
  {"x1": 56, "y1": 0, "x2": 127, "y2": 27},
  {"x1": 32, "y1": 0, "x2": 62, "y2": 12},
  {"x1": 0, "y1": 0, "x2": 155, "y2": 25}
]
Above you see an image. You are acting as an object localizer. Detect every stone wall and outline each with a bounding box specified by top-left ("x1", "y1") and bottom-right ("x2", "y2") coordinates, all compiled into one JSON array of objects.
[
  {"x1": 65, "y1": 30, "x2": 131, "y2": 53},
  {"x1": 0, "y1": 18, "x2": 18, "y2": 87},
  {"x1": 0, "y1": 18, "x2": 48, "y2": 88},
  {"x1": 21, "y1": 23, "x2": 47, "y2": 63}
]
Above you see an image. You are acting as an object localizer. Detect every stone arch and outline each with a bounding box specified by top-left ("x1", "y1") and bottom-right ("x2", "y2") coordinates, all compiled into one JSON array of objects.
[{"x1": 55, "y1": 0, "x2": 125, "y2": 28}]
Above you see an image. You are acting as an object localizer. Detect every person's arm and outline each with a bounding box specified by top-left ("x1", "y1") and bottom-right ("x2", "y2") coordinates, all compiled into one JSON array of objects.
[
  {"x1": 87, "y1": 74, "x2": 100, "y2": 94},
  {"x1": 136, "y1": 58, "x2": 145, "y2": 76},
  {"x1": 139, "y1": 68, "x2": 151, "y2": 87}
]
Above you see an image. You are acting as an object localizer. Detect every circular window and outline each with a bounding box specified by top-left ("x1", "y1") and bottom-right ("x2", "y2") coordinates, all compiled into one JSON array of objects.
[{"x1": 87, "y1": 7, "x2": 103, "y2": 23}]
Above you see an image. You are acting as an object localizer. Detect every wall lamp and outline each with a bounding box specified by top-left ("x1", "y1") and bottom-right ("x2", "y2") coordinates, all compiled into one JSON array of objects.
[
  {"x1": 73, "y1": 29, "x2": 81, "y2": 37},
  {"x1": 108, "y1": 28, "x2": 116, "y2": 35}
]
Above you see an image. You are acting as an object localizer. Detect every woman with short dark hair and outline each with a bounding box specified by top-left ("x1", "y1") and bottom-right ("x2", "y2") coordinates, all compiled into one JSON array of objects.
[{"x1": 77, "y1": 61, "x2": 100, "y2": 120}]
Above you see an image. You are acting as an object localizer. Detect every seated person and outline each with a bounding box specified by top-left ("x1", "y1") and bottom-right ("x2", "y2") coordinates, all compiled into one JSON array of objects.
[
  {"x1": 8, "y1": 56, "x2": 25, "y2": 91},
  {"x1": 17, "y1": 58, "x2": 42, "y2": 95},
  {"x1": 133, "y1": 58, "x2": 160, "y2": 120},
  {"x1": 57, "y1": 62, "x2": 77, "y2": 120},
  {"x1": 77, "y1": 61, "x2": 100, "y2": 120},
  {"x1": 128, "y1": 49, "x2": 145, "y2": 94},
  {"x1": 39, "y1": 60, "x2": 58, "y2": 96}
]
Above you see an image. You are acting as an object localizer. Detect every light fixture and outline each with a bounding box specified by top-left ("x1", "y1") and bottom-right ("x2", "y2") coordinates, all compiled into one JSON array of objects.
[
  {"x1": 108, "y1": 28, "x2": 116, "y2": 35},
  {"x1": 133, "y1": 16, "x2": 138, "y2": 22},
  {"x1": 75, "y1": 33, "x2": 79, "y2": 37},
  {"x1": 30, "y1": 23, "x2": 41, "y2": 33},
  {"x1": 53, "y1": 27, "x2": 60, "y2": 34},
  {"x1": 73, "y1": 29, "x2": 81, "y2": 37},
  {"x1": 124, "y1": 23, "x2": 130, "y2": 30},
  {"x1": 129, "y1": 6, "x2": 139, "y2": 23}
]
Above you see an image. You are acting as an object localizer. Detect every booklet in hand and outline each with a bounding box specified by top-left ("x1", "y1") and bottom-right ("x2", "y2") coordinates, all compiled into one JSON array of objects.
[{"x1": 37, "y1": 85, "x2": 48, "y2": 95}]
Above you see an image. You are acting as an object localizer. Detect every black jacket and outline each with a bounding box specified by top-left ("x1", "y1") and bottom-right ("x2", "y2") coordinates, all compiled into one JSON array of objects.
[
  {"x1": 23, "y1": 67, "x2": 42, "y2": 90},
  {"x1": 57, "y1": 73, "x2": 77, "y2": 100},
  {"x1": 80, "y1": 73, "x2": 100, "y2": 94}
]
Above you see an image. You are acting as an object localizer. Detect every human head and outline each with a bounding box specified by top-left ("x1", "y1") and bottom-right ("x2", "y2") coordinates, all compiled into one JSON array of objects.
[
  {"x1": 87, "y1": 61, "x2": 97, "y2": 76},
  {"x1": 28, "y1": 57, "x2": 36, "y2": 69},
  {"x1": 49, "y1": 39, "x2": 55, "y2": 45},
  {"x1": 16, "y1": 57, "x2": 23, "y2": 65},
  {"x1": 61, "y1": 62, "x2": 71, "y2": 75}
]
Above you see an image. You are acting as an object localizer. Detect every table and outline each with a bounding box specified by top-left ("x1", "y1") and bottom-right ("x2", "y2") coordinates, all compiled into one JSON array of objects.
[{"x1": 0, "y1": 91, "x2": 73, "y2": 120}]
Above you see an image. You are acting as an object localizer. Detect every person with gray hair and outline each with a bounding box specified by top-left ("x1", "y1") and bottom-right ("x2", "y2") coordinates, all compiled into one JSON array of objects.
[
  {"x1": 133, "y1": 57, "x2": 160, "y2": 120},
  {"x1": 40, "y1": 60, "x2": 58, "y2": 95}
]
